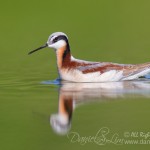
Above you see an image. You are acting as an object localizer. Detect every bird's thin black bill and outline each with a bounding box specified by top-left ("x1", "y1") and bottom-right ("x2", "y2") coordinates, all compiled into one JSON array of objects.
[{"x1": 28, "y1": 44, "x2": 48, "y2": 55}]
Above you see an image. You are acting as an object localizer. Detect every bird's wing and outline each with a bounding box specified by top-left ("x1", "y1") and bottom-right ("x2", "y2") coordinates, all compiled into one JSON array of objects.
[
  {"x1": 77, "y1": 61, "x2": 150, "y2": 79},
  {"x1": 122, "y1": 62, "x2": 150, "y2": 80},
  {"x1": 77, "y1": 62, "x2": 132, "y2": 74}
]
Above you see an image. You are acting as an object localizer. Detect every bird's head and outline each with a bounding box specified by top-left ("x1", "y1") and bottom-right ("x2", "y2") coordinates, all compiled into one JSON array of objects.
[
  {"x1": 47, "y1": 32, "x2": 68, "y2": 49},
  {"x1": 28, "y1": 32, "x2": 69, "y2": 55}
]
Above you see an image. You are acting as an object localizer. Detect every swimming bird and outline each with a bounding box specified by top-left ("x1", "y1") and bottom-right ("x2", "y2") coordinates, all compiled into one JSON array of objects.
[{"x1": 28, "y1": 32, "x2": 150, "y2": 82}]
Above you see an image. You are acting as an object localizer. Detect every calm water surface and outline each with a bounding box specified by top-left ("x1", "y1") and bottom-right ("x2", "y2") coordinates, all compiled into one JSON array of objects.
[{"x1": 1, "y1": 72, "x2": 150, "y2": 150}]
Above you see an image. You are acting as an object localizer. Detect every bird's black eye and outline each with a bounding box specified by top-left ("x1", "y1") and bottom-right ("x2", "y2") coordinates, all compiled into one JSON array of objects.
[{"x1": 53, "y1": 37, "x2": 58, "y2": 43}]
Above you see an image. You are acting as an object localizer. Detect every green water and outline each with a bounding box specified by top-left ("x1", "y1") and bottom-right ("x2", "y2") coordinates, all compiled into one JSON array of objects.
[{"x1": 1, "y1": 0, "x2": 150, "y2": 149}]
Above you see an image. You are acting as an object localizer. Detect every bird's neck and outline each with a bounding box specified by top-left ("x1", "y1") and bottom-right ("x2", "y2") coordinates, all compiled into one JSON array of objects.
[{"x1": 56, "y1": 44, "x2": 71, "y2": 69}]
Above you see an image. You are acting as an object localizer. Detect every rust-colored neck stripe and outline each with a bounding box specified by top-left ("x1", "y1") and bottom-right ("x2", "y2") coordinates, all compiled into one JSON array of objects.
[{"x1": 56, "y1": 44, "x2": 71, "y2": 68}]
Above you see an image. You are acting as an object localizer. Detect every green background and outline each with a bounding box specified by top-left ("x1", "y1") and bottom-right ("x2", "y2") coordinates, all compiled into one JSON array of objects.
[{"x1": 1, "y1": 0, "x2": 150, "y2": 150}]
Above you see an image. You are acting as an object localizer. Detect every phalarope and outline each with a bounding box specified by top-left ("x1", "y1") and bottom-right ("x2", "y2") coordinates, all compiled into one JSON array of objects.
[{"x1": 28, "y1": 32, "x2": 150, "y2": 82}]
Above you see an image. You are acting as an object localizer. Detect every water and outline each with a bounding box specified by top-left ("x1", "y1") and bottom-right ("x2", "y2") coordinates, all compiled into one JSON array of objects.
[{"x1": 1, "y1": 71, "x2": 150, "y2": 150}]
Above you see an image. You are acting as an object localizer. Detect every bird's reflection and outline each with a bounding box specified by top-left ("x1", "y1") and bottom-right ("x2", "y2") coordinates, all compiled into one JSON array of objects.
[
  {"x1": 50, "y1": 92, "x2": 73, "y2": 135},
  {"x1": 50, "y1": 79, "x2": 150, "y2": 135}
]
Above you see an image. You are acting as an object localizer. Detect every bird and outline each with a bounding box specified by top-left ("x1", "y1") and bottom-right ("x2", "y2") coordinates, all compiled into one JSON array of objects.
[{"x1": 28, "y1": 32, "x2": 150, "y2": 82}]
